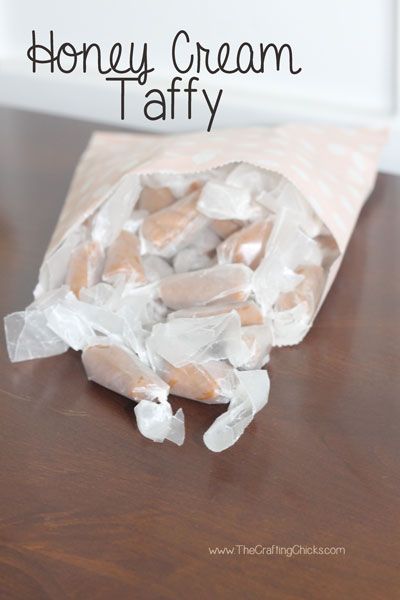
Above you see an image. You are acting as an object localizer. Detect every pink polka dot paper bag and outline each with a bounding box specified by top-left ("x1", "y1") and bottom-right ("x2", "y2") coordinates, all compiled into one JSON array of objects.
[{"x1": 43, "y1": 124, "x2": 386, "y2": 318}]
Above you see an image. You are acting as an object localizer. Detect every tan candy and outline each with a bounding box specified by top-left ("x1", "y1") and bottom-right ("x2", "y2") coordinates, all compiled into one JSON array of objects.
[
  {"x1": 155, "y1": 359, "x2": 232, "y2": 403},
  {"x1": 138, "y1": 186, "x2": 175, "y2": 213},
  {"x1": 169, "y1": 300, "x2": 264, "y2": 326},
  {"x1": 210, "y1": 219, "x2": 241, "y2": 239},
  {"x1": 66, "y1": 241, "x2": 103, "y2": 298},
  {"x1": 140, "y1": 190, "x2": 202, "y2": 254},
  {"x1": 159, "y1": 264, "x2": 253, "y2": 310},
  {"x1": 217, "y1": 219, "x2": 273, "y2": 269},
  {"x1": 165, "y1": 363, "x2": 220, "y2": 402},
  {"x1": 276, "y1": 265, "x2": 325, "y2": 313},
  {"x1": 233, "y1": 301, "x2": 264, "y2": 325},
  {"x1": 102, "y1": 230, "x2": 146, "y2": 285},
  {"x1": 82, "y1": 343, "x2": 169, "y2": 402},
  {"x1": 188, "y1": 181, "x2": 203, "y2": 193}
]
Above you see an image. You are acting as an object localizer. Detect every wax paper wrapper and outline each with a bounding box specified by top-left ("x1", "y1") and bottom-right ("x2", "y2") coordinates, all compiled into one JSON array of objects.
[{"x1": 4, "y1": 124, "x2": 386, "y2": 451}]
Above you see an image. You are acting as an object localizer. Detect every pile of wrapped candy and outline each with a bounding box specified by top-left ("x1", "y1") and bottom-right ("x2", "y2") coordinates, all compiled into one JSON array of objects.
[{"x1": 5, "y1": 163, "x2": 339, "y2": 451}]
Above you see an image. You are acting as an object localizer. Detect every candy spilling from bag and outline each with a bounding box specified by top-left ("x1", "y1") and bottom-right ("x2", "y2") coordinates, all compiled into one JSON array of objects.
[{"x1": 4, "y1": 126, "x2": 385, "y2": 451}]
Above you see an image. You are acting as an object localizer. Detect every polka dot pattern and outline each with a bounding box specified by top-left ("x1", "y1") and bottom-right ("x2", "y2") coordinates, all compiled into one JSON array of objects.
[{"x1": 46, "y1": 124, "x2": 387, "y2": 257}]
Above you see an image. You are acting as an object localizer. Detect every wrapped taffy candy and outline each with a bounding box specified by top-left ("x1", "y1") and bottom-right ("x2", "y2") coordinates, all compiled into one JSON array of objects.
[
  {"x1": 45, "y1": 293, "x2": 125, "y2": 351},
  {"x1": 273, "y1": 264, "x2": 326, "y2": 346},
  {"x1": 256, "y1": 178, "x2": 324, "y2": 238},
  {"x1": 241, "y1": 324, "x2": 273, "y2": 369},
  {"x1": 198, "y1": 179, "x2": 265, "y2": 221},
  {"x1": 102, "y1": 229, "x2": 146, "y2": 286},
  {"x1": 4, "y1": 125, "x2": 386, "y2": 452},
  {"x1": 159, "y1": 264, "x2": 253, "y2": 310},
  {"x1": 90, "y1": 172, "x2": 142, "y2": 248},
  {"x1": 204, "y1": 370, "x2": 270, "y2": 452},
  {"x1": 168, "y1": 300, "x2": 264, "y2": 326},
  {"x1": 147, "y1": 312, "x2": 250, "y2": 368},
  {"x1": 82, "y1": 341, "x2": 169, "y2": 402},
  {"x1": 173, "y1": 226, "x2": 220, "y2": 273},
  {"x1": 148, "y1": 353, "x2": 236, "y2": 404},
  {"x1": 4, "y1": 287, "x2": 71, "y2": 362},
  {"x1": 82, "y1": 340, "x2": 184, "y2": 445},
  {"x1": 210, "y1": 219, "x2": 242, "y2": 239},
  {"x1": 253, "y1": 208, "x2": 323, "y2": 315},
  {"x1": 66, "y1": 240, "x2": 104, "y2": 298},
  {"x1": 140, "y1": 190, "x2": 207, "y2": 257},
  {"x1": 138, "y1": 186, "x2": 175, "y2": 214},
  {"x1": 217, "y1": 218, "x2": 274, "y2": 269}
]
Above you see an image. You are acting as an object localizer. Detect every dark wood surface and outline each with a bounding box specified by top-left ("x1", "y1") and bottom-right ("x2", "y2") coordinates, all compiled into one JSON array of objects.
[{"x1": 0, "y1": 107, "x2": 399, "y2": 600}]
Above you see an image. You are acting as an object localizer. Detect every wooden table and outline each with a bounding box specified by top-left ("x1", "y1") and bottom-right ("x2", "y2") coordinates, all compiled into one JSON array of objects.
[{"x1": 0, "y1": 107, "x2": 399, "y2": 600}]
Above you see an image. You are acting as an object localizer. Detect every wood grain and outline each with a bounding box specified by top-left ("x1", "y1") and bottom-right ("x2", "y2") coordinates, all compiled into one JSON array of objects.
[{"x1": 0, "y1": 107, "x2": 399, "y2": 600}]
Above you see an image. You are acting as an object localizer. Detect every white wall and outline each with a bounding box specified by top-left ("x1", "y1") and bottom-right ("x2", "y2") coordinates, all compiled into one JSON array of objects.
[{"x1": 0, "y1": 0, "x2": 399, "y2": 172}]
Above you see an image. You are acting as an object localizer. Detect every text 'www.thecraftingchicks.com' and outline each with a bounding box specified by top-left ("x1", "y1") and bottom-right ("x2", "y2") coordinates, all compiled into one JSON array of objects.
[{"x1": 27, "y1": 30, "x2": 302, "y2": 132}]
